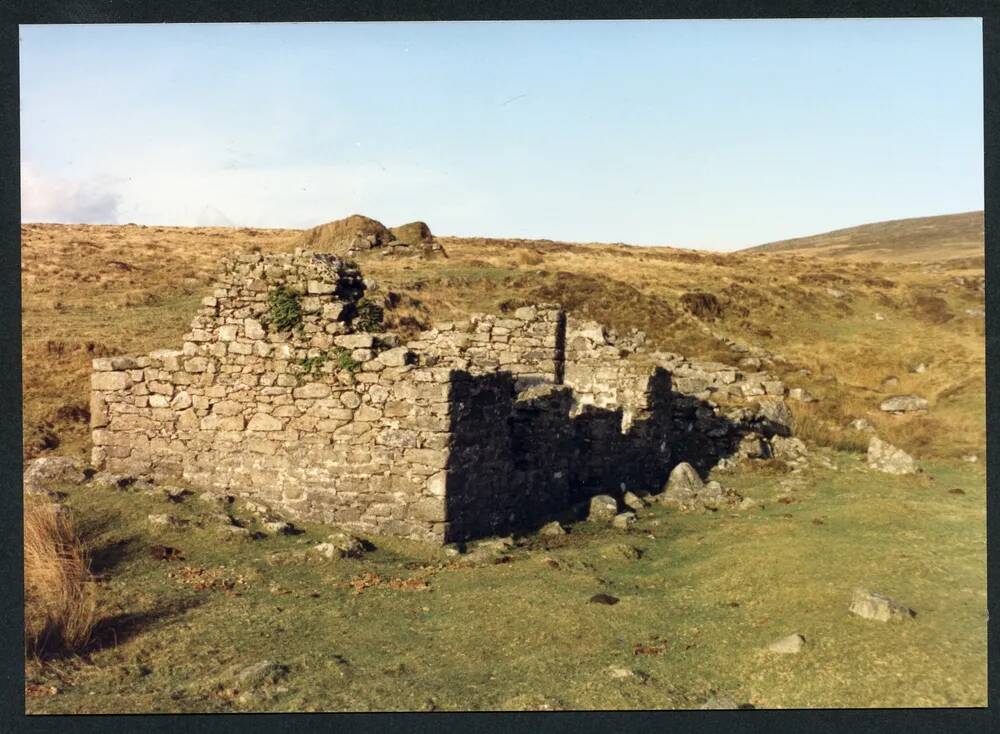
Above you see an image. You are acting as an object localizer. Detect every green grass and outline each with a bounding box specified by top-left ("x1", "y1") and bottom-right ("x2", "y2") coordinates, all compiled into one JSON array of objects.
[{"x1": 25, "y1": 452, "x2": 985, "y2": 713}]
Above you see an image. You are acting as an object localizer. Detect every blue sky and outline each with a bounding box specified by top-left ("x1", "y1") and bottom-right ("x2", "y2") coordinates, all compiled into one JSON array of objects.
[{"x1": 19, "y1": 19, "x2": 983, "y2": 250}]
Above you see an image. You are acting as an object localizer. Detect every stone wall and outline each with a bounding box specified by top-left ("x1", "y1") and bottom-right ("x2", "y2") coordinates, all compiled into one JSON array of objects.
[
  {"x1": 403, "y1": 305, "x2": 564, "y2": 387},
  {"x1": 91, "y1": 248, "x2": 796, "y2": 544}
]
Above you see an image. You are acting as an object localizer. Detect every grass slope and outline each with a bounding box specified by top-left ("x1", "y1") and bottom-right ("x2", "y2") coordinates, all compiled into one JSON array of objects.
[
  {"x1": 22, "y1": 222, "x2": 985, "y2": 464},
  {"x1": 742, "y1": 211, "x2": 984, "y2": 264},
  {"x1": 24, "y1": 454, "x2": 985, "y2": 712},
  {"x1": 20, "y1": 220, "x2": 986, "y2": 711}
]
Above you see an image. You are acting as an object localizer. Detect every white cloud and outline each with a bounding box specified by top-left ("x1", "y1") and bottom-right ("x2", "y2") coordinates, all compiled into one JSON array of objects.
[{"x1": 20, "y1": 161, "x2": 122, "y2": 223}]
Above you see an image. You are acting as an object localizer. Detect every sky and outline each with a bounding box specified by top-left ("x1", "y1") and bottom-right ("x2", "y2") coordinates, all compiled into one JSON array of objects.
[{"x1": 19, "y1": 19, "x2": 984, "y2": 250}]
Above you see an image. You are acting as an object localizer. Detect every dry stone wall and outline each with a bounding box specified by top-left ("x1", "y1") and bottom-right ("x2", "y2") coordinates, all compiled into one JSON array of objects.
[{"x1": 91, "y1": 248, "x2": 798, "y2": 543}]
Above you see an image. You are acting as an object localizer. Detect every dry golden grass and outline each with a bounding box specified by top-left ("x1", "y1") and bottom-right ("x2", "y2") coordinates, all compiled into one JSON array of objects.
[
  {"x1": 18, "y1": 216, "x2": 987, "y2": 712},
  {"x1": 24, "y1": 497, "x2": 97, "y2": 655},
  {"x1": 744, "y1": 211, "x2": 984, "y2": 263},
  {"x1": 21, "y1": 216, "x2": 985, "y2": 464}
]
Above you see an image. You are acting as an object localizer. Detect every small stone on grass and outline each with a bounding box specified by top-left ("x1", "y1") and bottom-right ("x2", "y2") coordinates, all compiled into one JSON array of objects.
[{"x1": 766, "y1": 633, "x2": 806, "y2": 654}]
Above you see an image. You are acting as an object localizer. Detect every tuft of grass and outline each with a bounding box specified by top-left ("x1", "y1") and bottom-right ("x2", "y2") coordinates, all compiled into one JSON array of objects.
[
  {"x1": 352, "y1": 298, "x2": 385, "y2": 333},
  {"x1": 24, "y1": 497, "x2": 98, "y2": 656},
  {"x1": 680, "y1": 291, "x2": 724, "y2": 321},
  {"x1": 297, "y1": 354, "x2": 327, "y2": 377},
  {"x1": 332, "y1": 347, "x2": 362, "y2": 375},
  {"x1": 267, "y1": 286, "x2": 304, "y2": 333},
  {"x1": 911, "y1": 294, "x2": 953, "y2": 324}
]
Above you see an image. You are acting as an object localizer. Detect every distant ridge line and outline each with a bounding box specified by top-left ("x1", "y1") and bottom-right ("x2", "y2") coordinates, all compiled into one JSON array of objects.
[{"x1": 742, "y1": 211, "x2": 984, "y2": 263}]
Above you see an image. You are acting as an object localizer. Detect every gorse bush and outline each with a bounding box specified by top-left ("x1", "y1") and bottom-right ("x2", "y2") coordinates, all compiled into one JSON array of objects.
[
  {"x1": 267, "y1": 285, "x2": 303, "y2": 332},
  {"x1": 24, "y1": 498, "x2": 97, "y2": 655}
]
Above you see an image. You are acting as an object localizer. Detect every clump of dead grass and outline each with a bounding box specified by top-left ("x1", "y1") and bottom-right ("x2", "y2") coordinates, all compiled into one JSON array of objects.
[
  {"x1": 679, "y1": 291, "x2": 724, "y2": 321},
  {"x1": 912, "y1": 294, "x2": 953, "y2": 324},
  {"x1": 24, "y1": 497, "x2": 98, "y2": 655}
]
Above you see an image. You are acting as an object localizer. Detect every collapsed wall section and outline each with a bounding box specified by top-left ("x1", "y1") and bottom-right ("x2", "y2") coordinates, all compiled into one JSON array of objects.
[
  {"x1": 562, "y1": 317, "x2": 674, "y2": 494},
  {"x1": 403, "y1": 305, "x2": 564, "y2": 386}
]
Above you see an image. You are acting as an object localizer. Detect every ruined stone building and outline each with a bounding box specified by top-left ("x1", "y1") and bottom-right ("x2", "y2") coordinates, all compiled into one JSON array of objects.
[{"x1": 90, "y1": 249, "x2": 789, "y2": 543}]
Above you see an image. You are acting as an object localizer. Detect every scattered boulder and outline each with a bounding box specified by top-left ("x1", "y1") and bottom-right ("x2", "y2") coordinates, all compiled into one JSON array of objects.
[
  {"x1": 263, "y1": 520, "x2": 295, "y2": 535},
  {"x1": 147, "y1": 513, "x2": 188, "y2": 528},
  {"x1": 607, "y1": 666, "x2": 648, "y2": 683},
  {"x1": 787, "y1": 387, "x2": 816, "y2": 403},
  {"x1": 622, "y1": 491, "x2": 648, "y2": 511},
  {"x1": 587, "y1": 495, "x2": 619, "y2": 522},
  {"x1": 769, "y1": 435, "x2": 808, "y2": 463},
  {"x1": 659, "y1": 462, "x2": 740, "y2": 510},
  {"x1": 867, "y1": 437, "x2": 919, "y2": 475},
  {"x1": 661, "y1": 462, "x2": 703, "y2": 502},
  {"x1": 539, "y1": 520, "x2": 566, "y2": 536},
  {"x1": 766, "y1": 633, "x2": 806, "y2": 654},
  {"x1": 698, "y1": 694, "x2": 741, "y2": 710},
  {"x1": 879, "y1": 395, "x2": 929, "y2": 414},
  {"x1": 607, "y1": 666, "x2": 635, "y2": 680},
  {"x1": 849, "y1": 418, "x2": 876, "y2": 433},
  {"x1": 314, "y1": 531, "x2": 366, "y2": 559},
  {"x1": 92, "y1": 471, "x2": 138, "y2": 490},
  {"x1": 735, "y1": 432, "x2": 771, "y2": 461},
  {"x1": 848, "y1": 588, "x2": 916, "y2": 622},
  {"x1": 612, "y1": 512, "x2": 637, "y2": 530},
  {"x1": 600, "y1": 543, "x2": 642, "y2": 561},
  {"x1": 751, "y1": 397, "x2": 794, "y2": 437},
  {"x1": 312, "y1": 542, "x2": 342, "y2": 560},
  {"x1": 660, "y1": 463, "x2": 741, "y2": 510},
  {"x1": 23, "y1": 456, "x2": 85, "y2": 495},
  {"x1": 697, "y1": 481, "x2": 728, "y2": 510},
  {"x1": 879, "y1": 376, "x2": 900, "y2": 392},
  {"x1": 464, "y1": 536, "x2": 515, "y2": 564}
]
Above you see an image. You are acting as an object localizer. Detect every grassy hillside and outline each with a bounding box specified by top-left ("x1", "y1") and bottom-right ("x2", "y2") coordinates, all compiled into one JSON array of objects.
[
  {"x1": 20, "y1": 220, "x2": 986, "y2": 711},
  {"x1": 742, "y1": 211, "x2": 984, "y2": 264},
  {"x1": 22, "y1": 222, "x2": 986, "y2": 465},
  {"x1": 24, "y1": 457, "x2": 985, "y2": 712}
]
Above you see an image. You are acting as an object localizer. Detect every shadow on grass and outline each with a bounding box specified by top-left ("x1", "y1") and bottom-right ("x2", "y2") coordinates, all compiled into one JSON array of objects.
[
  {"x1": 75, "y1": 509, "x2": 146, "y2": 576},
  {"x1": 88, "y1": 534, "x2": 145, "y2": 576},
  {"x1": 84, "y1": 596, "x2": 207, "y2": 656}
]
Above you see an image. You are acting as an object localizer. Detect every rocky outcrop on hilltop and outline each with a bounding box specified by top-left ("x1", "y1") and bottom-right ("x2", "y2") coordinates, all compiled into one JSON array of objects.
[{"x1": 299, "y1": 215, "x2": 445, "y2": 259}]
